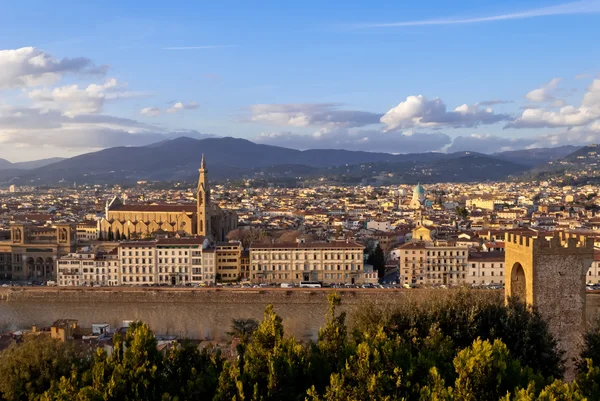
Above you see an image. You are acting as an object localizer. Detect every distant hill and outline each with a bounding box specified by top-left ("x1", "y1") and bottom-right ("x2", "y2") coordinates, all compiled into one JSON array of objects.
[
  {"x1": 0, "y1": 157, "x2": 66, "y2": 171},
  {"x1": 523, "y1": 144, "x2": 600, "y2": 184},
  {"x1": 0, "y1": 136, "x2": 580, "y2": 186},
  {"x1": 492, "y1": 146, "x2": 581, "y2": 166}
]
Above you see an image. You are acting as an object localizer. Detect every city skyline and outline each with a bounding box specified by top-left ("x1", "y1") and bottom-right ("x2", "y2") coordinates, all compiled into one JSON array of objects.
[{"x1": 1, "y1": 0, "x2": 600, "y2": 161}]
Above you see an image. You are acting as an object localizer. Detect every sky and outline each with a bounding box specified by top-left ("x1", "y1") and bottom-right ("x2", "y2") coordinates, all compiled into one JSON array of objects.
[{"x1": 1, "y1": 0, "x2": 600, "y2": 162}]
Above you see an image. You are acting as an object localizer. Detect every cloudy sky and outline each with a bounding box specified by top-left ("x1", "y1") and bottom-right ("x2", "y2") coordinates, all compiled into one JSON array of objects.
[{"x1": 1, "y1": 0, "x2": 600, "y2": 161}]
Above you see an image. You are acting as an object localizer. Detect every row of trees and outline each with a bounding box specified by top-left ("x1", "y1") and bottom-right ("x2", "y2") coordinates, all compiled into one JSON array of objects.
[{"x1": 2, "y1": 290, "x2": 600, "y2": 400}]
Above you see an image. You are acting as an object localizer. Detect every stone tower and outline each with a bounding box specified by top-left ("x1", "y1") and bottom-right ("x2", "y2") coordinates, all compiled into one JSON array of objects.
[
  {"x1": 505, "y1": 232, "x2": 593, "y2": 377},
  {"x1": 197, "y1": 154, "x2": 211, "y2": 237}
]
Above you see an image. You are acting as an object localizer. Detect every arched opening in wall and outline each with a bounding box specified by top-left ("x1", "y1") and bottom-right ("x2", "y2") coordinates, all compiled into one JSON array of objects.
[{"x1": 511, "y1": 263, "x2": 526, "y2": 301}]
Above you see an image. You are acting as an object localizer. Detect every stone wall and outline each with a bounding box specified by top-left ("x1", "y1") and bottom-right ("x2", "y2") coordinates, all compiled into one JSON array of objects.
[{"x1": 1, "y1": 288, "x2": 600, "y2": 343}]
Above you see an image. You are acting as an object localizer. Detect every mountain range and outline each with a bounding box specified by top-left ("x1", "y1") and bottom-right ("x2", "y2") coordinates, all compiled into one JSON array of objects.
[
  {"x1": 0, "y1": 157, "x2": 65, "y2": 170},
  {"x1": 0, "y1": 137, "x2": 584, "y2": 186}
]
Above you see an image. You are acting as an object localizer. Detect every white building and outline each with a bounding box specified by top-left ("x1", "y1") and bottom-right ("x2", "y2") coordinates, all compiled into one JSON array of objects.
[
  {"x1": 156, "y1": 238, "x2": 207, "y2": 285},
  {"x1": 367, "y1": 220, "x2": 391, "y2": 232},
  {"x1": 57, "y1": 252, "x2": 93, "y2": 286},
  {"x1": 119, "y1": 242, "x2": 156, "y2": 285},
  {"x1": 467, "y1": 252, "x2": 505, "y2": 286},
  {"x1": 249, "y1": 241, "x2": 365, "y2": 285}
]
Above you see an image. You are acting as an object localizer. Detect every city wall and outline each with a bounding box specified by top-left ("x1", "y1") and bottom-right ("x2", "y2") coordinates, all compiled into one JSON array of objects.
[{"x1": 1, "y1": 288, "x2": 600, "y2": 342}]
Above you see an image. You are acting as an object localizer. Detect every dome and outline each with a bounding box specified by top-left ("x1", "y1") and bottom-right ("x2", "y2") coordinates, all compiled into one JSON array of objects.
[{"x1": 413, "y1": 183, "x2": 425, "y2": 195}]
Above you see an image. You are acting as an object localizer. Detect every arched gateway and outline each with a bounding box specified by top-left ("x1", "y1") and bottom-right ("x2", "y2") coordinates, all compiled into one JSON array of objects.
[{"x1": 505, "y1": 232, "x2": 593, "y2": 379}]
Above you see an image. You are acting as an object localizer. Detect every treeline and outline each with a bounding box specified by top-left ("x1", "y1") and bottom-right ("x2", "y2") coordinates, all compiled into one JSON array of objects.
[{"x1": 1, "y1": 290, "x2": 600, "y2": 400}]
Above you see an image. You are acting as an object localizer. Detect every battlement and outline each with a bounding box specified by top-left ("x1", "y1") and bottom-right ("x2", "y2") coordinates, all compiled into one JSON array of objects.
[{"x1": 506, "y1": 232, "x2": 593, "y2": 254}]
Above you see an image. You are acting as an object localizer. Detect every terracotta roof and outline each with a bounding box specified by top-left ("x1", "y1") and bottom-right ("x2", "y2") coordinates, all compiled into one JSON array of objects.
[
  {"x1": 110, "y1": 204, "x2": 196, "y2": 213},
  {"x1": 250, "y1": 241, "x2": 363, "y2": 249},
  {"x1": 119, "y1": 241, "x2": 157, "y2": 248},
  {"x1": 468, "y1": 252, "x2": 505, "y2": 262},
  {"x1": 156, "y1": 237, "x2": 205, "y2": 245},
  {"x1": 398, "y1": 242, "x2": 427, "y2": 250}
]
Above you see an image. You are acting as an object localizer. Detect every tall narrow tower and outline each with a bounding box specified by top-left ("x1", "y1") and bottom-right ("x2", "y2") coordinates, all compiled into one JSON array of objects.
[{"x1": 197, "y1": 154, "x2": 211, "y2": 237}]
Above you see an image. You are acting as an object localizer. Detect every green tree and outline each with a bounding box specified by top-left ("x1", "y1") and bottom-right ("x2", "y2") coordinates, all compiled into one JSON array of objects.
[
  {"x1": 455, "y1": 207, "x2": 469, "y2": 221},
  {"x1": 453, "y1": 338, "x2": 530, "y2": 401},
  {"x1": 240, "y1": 304, "x2": 310, "y2": 400},
  {"x1": 578, "y1": 317, "x2": 600, "y2": 371},
  {"x1": 309, "y1": 328, "x2": 408, "y2": 401},
  {"x1": 367, "y1": 244, "x2": 385, "y2": 279},
  {"x1": 227, "y1": 318, "x2": 259, "y2": 344},
  {"x1": 0, "y1": 336, "x2": 91, "y2": 401},
  {"x1": 161, "y1": 342, "x2": 222, "y2": 400}
]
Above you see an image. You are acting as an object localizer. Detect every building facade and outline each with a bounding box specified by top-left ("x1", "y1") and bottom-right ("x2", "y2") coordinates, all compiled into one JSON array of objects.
[
  {"x1": 249, "y1": 241, "x2": 365, "y2": 285},
  {"x1": 0, "y1": 222, "x2": 76, "y2": 280},
  {"x1": 98, "y1": 155, "x2": 237, "y2": 241},
  {"x1": 399, "y1": 241, "x2": 469, "y2": 286},
  {"x1": 216, "y1": 241, "x2": 243, "y2": 282}
]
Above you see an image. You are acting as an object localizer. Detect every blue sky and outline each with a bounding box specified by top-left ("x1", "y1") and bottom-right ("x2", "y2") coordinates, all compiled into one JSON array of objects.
[{"x1": 0, "y1": 0, "x2": 599, "y2": 161}]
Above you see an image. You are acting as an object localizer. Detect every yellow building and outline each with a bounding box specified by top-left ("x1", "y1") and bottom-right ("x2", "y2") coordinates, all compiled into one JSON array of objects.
[
  {"x1": 0, "y1": 222, "x2": 76, "y2": 280},
  {"x1": 216, "y1": 241, "x2": 243, "y2": 282},
  {"x1": 399, "y1": 241, "x2": 468, "y2": 286},
  {"x1": 99, "y1": 155, "x2": 237, "y2": 241}
]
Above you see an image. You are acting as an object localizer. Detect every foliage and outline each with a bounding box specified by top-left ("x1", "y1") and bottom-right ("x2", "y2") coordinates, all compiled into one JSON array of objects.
[
  {"x1": 1, "y1": 291, "x2": 598, "y2": 401},
  {"x1": 226, "y1": 228, "x2": 271, "y2": 248},
  {"x1": 367, "y1": 243, "x2": 385, "y2": 279},
  {"x1": 0, "y1": 335, "x2": 92, "y2": 401},
  {"x1": 455, "y1": 206, "x2": 469, "y2": 221},
  {"x1": 579, "y1": 316, "x2": 600, "y2": 371},
  {"x1": 227, "y1": 318, "x2": 259, "y2": 344},
  {"x1": 353, "y1": 289, "x2": 563, "y2": 379}
]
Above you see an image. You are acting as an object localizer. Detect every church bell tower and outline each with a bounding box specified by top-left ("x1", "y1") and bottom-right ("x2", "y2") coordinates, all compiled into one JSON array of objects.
[{"x1": 197, "y1": 154, "x2": 211, "y2": 237}]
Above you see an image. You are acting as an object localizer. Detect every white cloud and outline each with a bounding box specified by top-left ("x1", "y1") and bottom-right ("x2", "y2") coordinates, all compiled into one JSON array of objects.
[
  {"x1": 525, "y1": 77, "x2": 561, "y2": 102},
  {"x1": 27, "y1": 78, "x2": 137, "y2": 117},
  {"x1": 351, "y1": 0, "x2": 600, "y2": 28},
  {"x1": 167, "y1": 101, "x2": 199, "y2": 113},
  {"x1": 380, "y1": 95, "x2": 509, "y2": 131},
  {"x1": 0, "y1": 105, "x2": 212, "y2": 150},
  {"x1": 509, "y1": 78, "x2": 600, "y2": 128},
  {"x1": 575, "y1": 73, "x2": 592, "y2": 80},
  {"x1": 0, "y1": 47, "x2": 106, "y2": 89},
  {"x1": 162, "y1": 45, "x2": 238, "y2": 50},
  {"x1": 446, "y1": 134, "x2": 538, "y2": 153},
  {"x1": 255, "y1": 127, "x2": 451, "y2": 153},
  {"x1": 140, "y1": 107, "x2": 161, "y2": 117},
  {"x1": 248, "y1": 103, "x2": 382, "y2": 128}
]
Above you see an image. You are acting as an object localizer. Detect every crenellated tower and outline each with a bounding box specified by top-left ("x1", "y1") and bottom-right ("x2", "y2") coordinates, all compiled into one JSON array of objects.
[
  {"x1": 505, "y1": 231, "x2": 593, "y2": 378},
  {"x1": 197, "y1": 154, "x2": 212, "y2": 237}
]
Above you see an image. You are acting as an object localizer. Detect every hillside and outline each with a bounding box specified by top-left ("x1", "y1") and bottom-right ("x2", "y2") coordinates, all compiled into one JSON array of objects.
[
  {"x1": 0, "y1": 136, "x2": 581, "y2": 186},
  {"x1": 523, "y1": 144, "x2": 600, "y2": 184},
  {"x1": 0, "y1": 157, "x2": 65, "y2": 171},
  {"x1": 492, "y1": 145, "x2": 580, "y2": 166}
]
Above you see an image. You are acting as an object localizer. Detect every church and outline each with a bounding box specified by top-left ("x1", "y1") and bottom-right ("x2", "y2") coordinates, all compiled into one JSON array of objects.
[
  {"x1": 98, "y1": 155, "x2": 237, "y2": 241},
  {"x1": 409, "y1": 183, "x2": 432, "y2": 209}
]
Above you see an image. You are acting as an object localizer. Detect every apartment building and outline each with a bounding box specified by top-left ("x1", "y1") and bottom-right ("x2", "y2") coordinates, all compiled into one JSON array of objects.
[
  {"x1": 586, "y1": 251, "x2": 600, "y2": 284},
  {"x1": 216, "y1": 241, "x2": 242, "y2": 282},
  {"x1": 57, "y1": 252, "x2": 95, "y2": 287},
  {"x1": 95, "y1": 249, "x2": 120, "y2": 286},
  {"x1": 399, "y1": 241, "x2": 468, "y2": 286},
  {"x1": 201, "y1": 248, "x2": 216, "y2": 284},
  {"x1": 156, "y1": 238, "x2": 207, "y2": 285},
  {"x1": 249, "y1": 241, "x2": 365, "y2": 285},
  {"x1": 240, "y1": 250, "x2": 250, "y2": 281},
  {"x1": 467, "y1": 252, "x2": 505, "y2": 285},
  {"x1": 119, "y1": 242, "x2": 156, "y2": 285},
  {"x1": 76, "y1": 221, "x2": 99, "y2": 242}
]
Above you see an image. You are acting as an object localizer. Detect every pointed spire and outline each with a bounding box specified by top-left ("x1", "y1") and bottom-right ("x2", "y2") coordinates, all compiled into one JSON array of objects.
[{"x1": 200, "y1": 153, "x2": 206, "y2": 170}]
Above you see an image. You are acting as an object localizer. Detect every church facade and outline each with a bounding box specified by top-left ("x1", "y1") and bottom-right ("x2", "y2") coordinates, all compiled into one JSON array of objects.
[{"x1": 98, "y1": 156, "x2": 237, "y2": 241}]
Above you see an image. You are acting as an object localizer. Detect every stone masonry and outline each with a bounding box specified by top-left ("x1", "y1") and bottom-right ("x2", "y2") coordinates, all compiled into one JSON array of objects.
[{"x1": 505, "y1": 232, "x2": 594, "y2": 379}]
